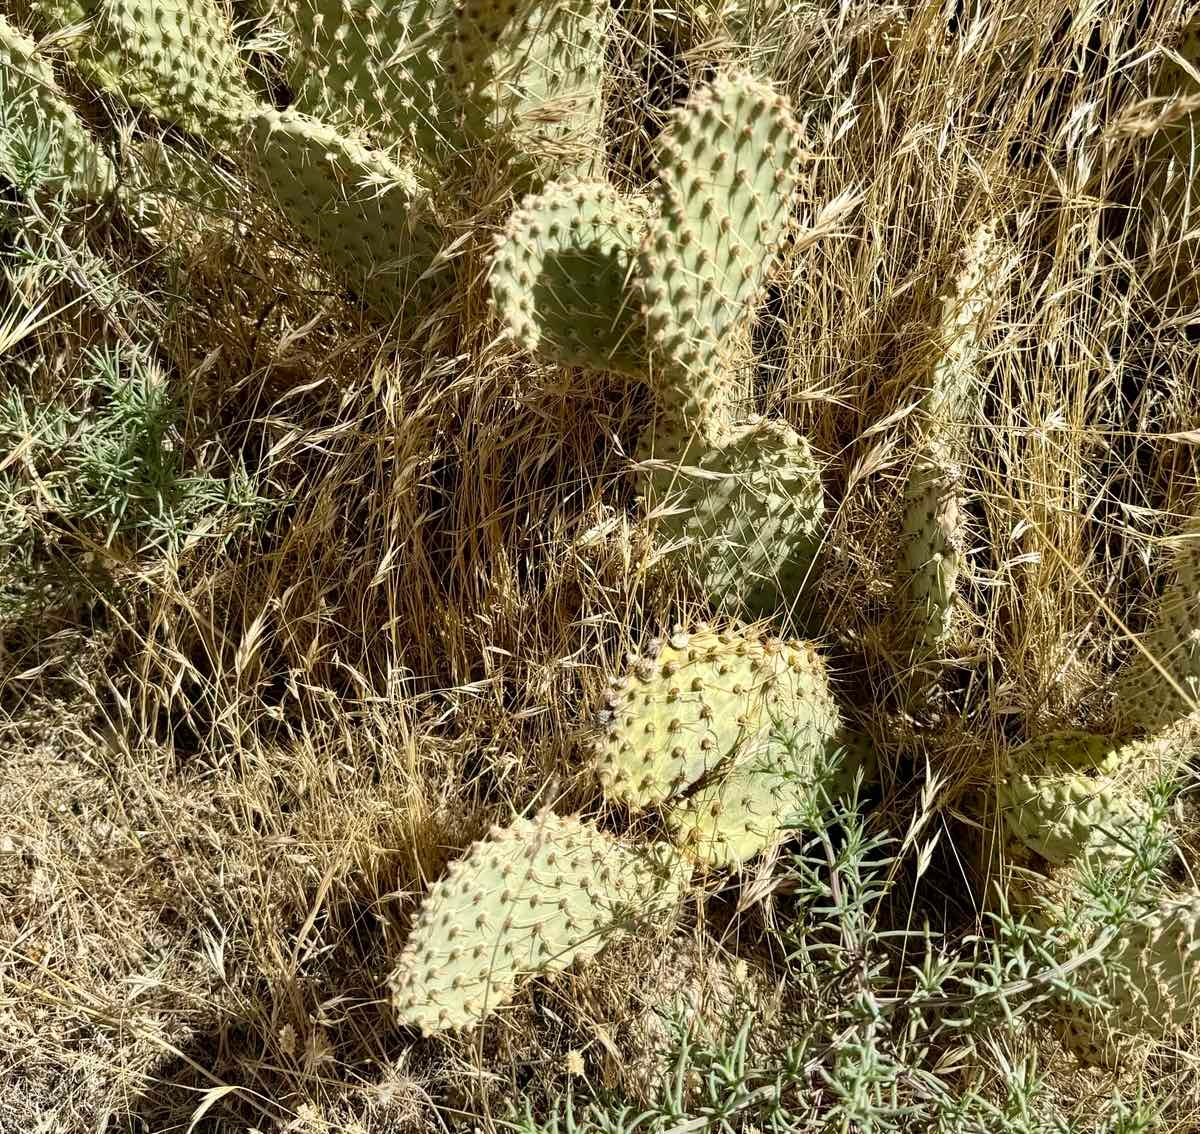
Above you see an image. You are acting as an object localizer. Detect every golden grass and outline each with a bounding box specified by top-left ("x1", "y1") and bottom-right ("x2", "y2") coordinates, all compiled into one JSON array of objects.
[{"x1": 2, "y1": 0, "x2": 1200, "y2": 1129}]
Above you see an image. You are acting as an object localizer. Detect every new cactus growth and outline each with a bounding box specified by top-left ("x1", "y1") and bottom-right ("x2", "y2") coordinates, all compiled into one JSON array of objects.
[
  {"x1": 0, "y1": 16, "x2": 114, "y2": 194},
  {"x1": 592, "y1": 626, "x2": 840, "y2": 866},
  {"x1": 490, "y1": 74, "x2": 825, "y2": 618},
  {"x1": 1115, "y1": 518, "x2": 1200, "y2": 733},
  {"x1": 389, "y1": 811, "x2": 685, "y2": 1034},
  {"x1": 1000, "y1": 731, "x2": 1153, "y2": 867},
  {"x1": 246, "y1": 109, "x2": 446, "y2": 316}
]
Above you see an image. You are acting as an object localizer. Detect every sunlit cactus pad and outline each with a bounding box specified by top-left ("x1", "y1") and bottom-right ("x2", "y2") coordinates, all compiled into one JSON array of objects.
[
  {"x1": 29, "y1": 0, "x2": 255, "y2": 143},
  {"x1": 1116, "y1": 520, "x2": 1200, "y2": 733},
  {"x1": 642, "y1": 418, "x2": 825, "y2": 618},
  {"x1": 592, "y1": 626, "x2": 839, "y2": 865},
  {"x1": 637, "y1": 71, "x2": 804, "y2": 395},
  {"x1": 389, "y1": 812, "x2": 686, "y2": 1034},
  {"x1": 245, "y1": 109, "x2": 445, "y2": 316},
  {"x1": 903, "y1": 452, "x2": 964, "y2": 652},
  {"x1": 1065, "y1": 892, "x2": 1200, "y2": 1064},
  {"x1": 1000, "y1": 732, "x2": 1151, "y2": 867},
  {"x1": 0, "y1": 16, "x2": 114, "y2": 194},
  {"x1": 490, "y1": 180, "x2": 648, "y2": 372}
]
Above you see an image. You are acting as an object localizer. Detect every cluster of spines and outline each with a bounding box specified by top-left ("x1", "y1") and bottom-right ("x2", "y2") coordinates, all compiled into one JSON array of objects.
[
  {"x1": 388, "y1": 811, "x2": 685, "y2": 1034},
  {"x1": 591, "y1": 625, "x2": 840, "y2": 867}
]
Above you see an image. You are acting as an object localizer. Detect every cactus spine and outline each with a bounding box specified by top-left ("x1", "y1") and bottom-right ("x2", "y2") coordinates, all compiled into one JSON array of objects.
[
  {"x1": 389, "y1": 811, "x2": 685, "y2": 1034},
  {"x1": 490, "y1": 74, "x2": 825, "y2": 618}
]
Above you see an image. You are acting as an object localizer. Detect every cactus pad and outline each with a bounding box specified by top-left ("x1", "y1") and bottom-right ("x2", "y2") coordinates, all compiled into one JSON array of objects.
[
  {"x1": 389, "y1": 812, "x2": 686, "y2": 1034},
  {"x1": 0, "y1": 16, "x2": 114, "y2": 194},
  {"x1": 1116, "y1": 520, "x2": 1200, "y2": 733},
  {"x1": 902, "y1": 450, "x2": 964, "y2": 652},
  {"x1": 1000, "y1": 732, "x2": 1151, "y2": 867},
  {"x1": 641, "y1": 418, "x2": 825, "y2": 618},
  {"x1": 1065, "y1": 893, "x2": 1200, "y2": 1064},
  {"x1": 592, "y1": 627, "x2": 839, "y2": 865},
  {"x1": 245, "y1": 109, "x2": 445, "y2": 317},
  {"x1": 31, "y1": 0, "x2": 256, "y2": 144},
  {"x1": 490, "y1": 180, "x2": 648, "y2": 373},
  {"x1": 637, "y1": 72, "x2": 803, "y2": 432}
]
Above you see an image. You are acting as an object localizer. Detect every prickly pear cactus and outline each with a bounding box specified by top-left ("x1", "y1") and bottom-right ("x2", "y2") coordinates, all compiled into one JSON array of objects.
[
  {"x1": 1064, "y1": 892, "x2": 1200, "y2": 1064},
  {"x1": 902, "y1": 222, "x2": 1001, "y2": 656},
  {"x1": 286, "y1": 0, "x2": 607, "y2": 176},
  {"x1": 27, "y1": 0, "x2": 257, "y2": 144},
  {"x1": 592, "y1": 626, "x2": 840, "y2": 866},
  {"x1": 389, "y1": 811, "x2": 686, "y2": 1034},
  {"x1": 637, "y1": 71, "x2": 804, "y2": 447},
  {"x1": 1115, "y1": 519, "x2": 1200, "y2": 733},
  {"x1": 642, "y1": 417, "x2": 825, "y2": 619},
  {"x1": 246, "y1": 109, "x2": 446, "y2": 316},
  {"x1": 490, "y1": 180, "x2": 648, "y2": 372},
  {"x1": 0, "y1": 16, "x2": 114, "y2": 194},
  {"x1": 999, "y1": 731, "x2": 1153, "y2": 867}
]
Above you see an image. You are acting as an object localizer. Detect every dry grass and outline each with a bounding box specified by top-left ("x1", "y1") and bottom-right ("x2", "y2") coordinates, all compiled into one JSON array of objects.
[{"x1": 3, "y1": 0, "x2": 1200, "y2": 1129}]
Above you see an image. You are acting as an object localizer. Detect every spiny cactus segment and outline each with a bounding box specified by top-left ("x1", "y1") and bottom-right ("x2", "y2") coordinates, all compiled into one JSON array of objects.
[
  {"x1": 642, "y1": 417, "x2": 824, "y2": 619},
  {"x1": 902, "y1": 222, "x2": 1001, "y2": 656},
  {"x1": 1064, "y1": 892, "x2": 1200, "y2": 1064},
  {"x1": 0, "y1": 16, "x2": 114, "y2": 194},
  {"x1": 1115, "y1": 519, "x2": 1200, "y2": 733},
  {"x1": 286, "y1": 0, "x2": 607, "y2": 175},
  {"x1": 490, "y1": 180, "x2": 648, "y2": 372},
  {"x1": 389, "y1": 811, "x2": 686, "y2": 1034},
  {"x1": 592, "y1": 626, "x2": 840, "y2": 866},
  {"x1": 29, "y1": 0, "x2": 256, "y2": 145},
  {"x1": 637, "y1": 72, "x2": 804, "y2": 444},
  {"x1": 1000, "y1": 731, "x2": 1152, "y2": 867},
  {"x1": 246, "y1": 109, "x2": 446, "y2": 317}
]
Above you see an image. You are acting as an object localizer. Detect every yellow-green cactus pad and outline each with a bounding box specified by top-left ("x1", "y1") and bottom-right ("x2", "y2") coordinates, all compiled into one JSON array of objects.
[
  {"x1": 245, "y1": 109, "x2": 445, "y2": 317},
  {"x1": 0, "y1": 16, "x2": 113, "y2": 194},
  {"x1": 1116, "y1": 519, "x2": 1200, "y2": 733},
  {"x1": 591, "y1": 626, "x2": 839, "y2": 866},
  {"x1": 490, "y1": 179, "x2": 648, "y2": 373},
  {"x1": 902, "y1": 449, "x2": 964, "y2": 653},
  {"x1": 1065, "y1": 892, "x2": 1200, "y2": 1064},
  {"x1": 29, "y1": 0, "x2": 256, "y2": 145},
  {"x1": 637, "y1": 72, "x2": 803, "y2": 436},
  {"x1": 389, "y1": 811, "x2": 686, "y2": 1034},
  {"x1": 641, "y1": 417, "x2": 825, "y2": 619},
  {"x1": 1000, "y1": 732, "x2": 1150, "y2": 867}
]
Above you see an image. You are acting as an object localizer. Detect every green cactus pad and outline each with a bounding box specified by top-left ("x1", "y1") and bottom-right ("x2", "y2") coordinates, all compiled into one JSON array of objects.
[
  {"x1": 637, "y1": 72, "x2": 803, "y2": 435},
  {"x1": 1116, "y1": 520, "x2": 1200, "y2": 733},
  {"x1": 1000, "y1": 732, "x2": 1151, "y2": 867},
  {"x1": 30, "y1": 0, "x2": 256, "y2": 145},
  {"x1": 0, "y1": 16, "x2": 114, "y2": 194},
  {"x1": 640, "y1": 418, "x2": 825, "y2": 618},
  {"x1": 245, "y1": 109, "x2": 445, "y2": 317},
  {"x1": 389, "y1": 811, "x2": 686, "y2": 1034},
  {"x1": 591, "y1": 626, "x2": 839, "y2": 866},
  {"x1": 1065, "y1": 893, "x2": 1200, "y2": 1064},
  {"x1": 902, "y1": 449, "x2": 965, "y2": 653},
  {"x1": 490, "y1": 180, "x2": 648, "y2": 373}
]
